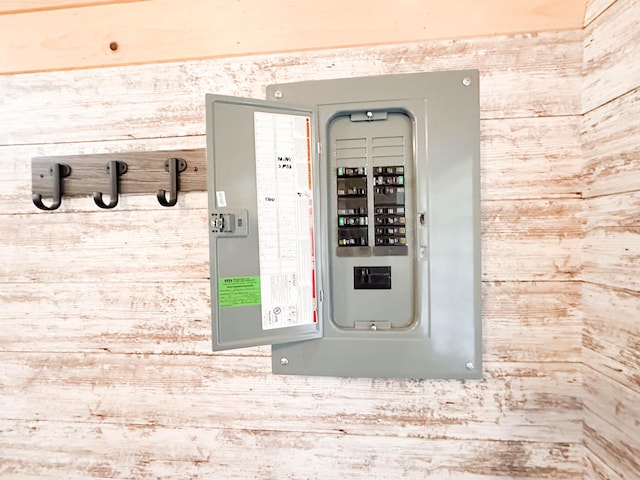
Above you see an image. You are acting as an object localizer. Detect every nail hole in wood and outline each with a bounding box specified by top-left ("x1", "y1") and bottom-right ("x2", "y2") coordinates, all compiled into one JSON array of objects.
[{"x1": 109, "y1": 42, "x2": 118, "y2": 52}]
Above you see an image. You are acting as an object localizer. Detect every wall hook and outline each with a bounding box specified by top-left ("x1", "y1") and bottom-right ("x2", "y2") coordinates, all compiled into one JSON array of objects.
[
  {"x1": 32, "y1": 163, "x2": 71, "y2": 211},
  {"x1": 93, "y1": 160, "x2": 127, "y2": 209},
  {"x1": 157, "y1": 157, "x2": 187, "y2": 207}
]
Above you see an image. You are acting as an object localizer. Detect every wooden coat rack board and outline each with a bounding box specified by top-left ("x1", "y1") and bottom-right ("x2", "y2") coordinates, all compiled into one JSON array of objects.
[{"x1": 31, "y1": 149, "x2": 207, "y2": 210}]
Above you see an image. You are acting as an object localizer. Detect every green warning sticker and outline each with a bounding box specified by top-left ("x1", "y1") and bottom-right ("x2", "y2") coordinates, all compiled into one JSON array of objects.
[{"x1": 218, "y1": 276, "x2": 261, "y2": 308}]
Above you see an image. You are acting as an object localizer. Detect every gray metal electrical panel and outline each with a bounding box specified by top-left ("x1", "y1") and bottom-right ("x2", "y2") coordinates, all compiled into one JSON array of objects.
[{"x1": 206, "y1": 70, "x2": 481, "y2": 379}]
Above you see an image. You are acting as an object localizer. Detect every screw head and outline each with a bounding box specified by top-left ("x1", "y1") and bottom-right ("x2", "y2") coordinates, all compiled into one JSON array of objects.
[
  {"x1": 280, "y1": 357, "x2": 289, "y2": 366},
  {"x1": 462, "y1": 77, "x2": 471, "y2": 87},
  {"x1": 370, "y1": 324, "x2": 377, "y2": 331},
  {"x1": 274, "y1": 90, "x2": 283, "y2": 99},
  {"x1": 465, "y1": 362, "x2": 475, "y2": 370},
  {"x1": 366, "y1": 111, "x2": 373, "y2": 118}
]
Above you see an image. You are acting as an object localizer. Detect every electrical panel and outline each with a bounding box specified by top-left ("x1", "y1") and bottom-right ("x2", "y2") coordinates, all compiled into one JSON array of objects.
[{"x1": 206, "y1": 71, "x2": 481, "y2": 379}]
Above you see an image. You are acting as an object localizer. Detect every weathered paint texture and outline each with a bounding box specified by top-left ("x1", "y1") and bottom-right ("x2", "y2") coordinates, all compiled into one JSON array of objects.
[
  {"x1": 581, "y1": 0, "x2": 640, "y2": 478},
  {"x1": 0, "y1": 30, "x2": 588, "y2": 479}
]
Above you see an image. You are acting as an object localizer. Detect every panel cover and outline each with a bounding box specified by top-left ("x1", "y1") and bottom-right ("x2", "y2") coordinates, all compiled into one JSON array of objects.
[{"x1": 206, "y1": 95, "x2": 322, "y2": 350}]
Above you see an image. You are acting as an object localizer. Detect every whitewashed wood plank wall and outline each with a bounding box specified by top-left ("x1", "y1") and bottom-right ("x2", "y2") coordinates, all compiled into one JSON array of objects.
[
  {"x1": 0, "y1": 31, "x2": 586, "y2": 479},
  {"x1": 0, "y1": 0, "x2": 637, "y2": 476},
  {"x1": 581, "y1": 0, "x2": 640, "y2": 478}
]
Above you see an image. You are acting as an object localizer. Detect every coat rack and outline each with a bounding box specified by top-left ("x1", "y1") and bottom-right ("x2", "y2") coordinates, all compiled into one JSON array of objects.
[{"x1": 31, "y1": 149, "x2": 206, "y2": 211}]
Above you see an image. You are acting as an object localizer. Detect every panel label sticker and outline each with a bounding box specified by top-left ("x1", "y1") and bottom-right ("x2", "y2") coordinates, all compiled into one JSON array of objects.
[
  {"x1": 254, "y1": 112, "x2": 316, "y2": 330},
  {"x1": 218, "y1": 276, "x2": 261, "y2": 308},
  {"x1": 216, "y1": 190, "x2": 227, "y2": 207}
]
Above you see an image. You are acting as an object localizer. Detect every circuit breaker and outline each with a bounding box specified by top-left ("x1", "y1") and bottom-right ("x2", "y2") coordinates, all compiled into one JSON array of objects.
[{"x1": 206, "y1": 71, "x2": 481, "y2": 379}]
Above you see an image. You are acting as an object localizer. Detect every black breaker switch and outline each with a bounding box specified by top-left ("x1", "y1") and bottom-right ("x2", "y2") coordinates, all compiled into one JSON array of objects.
[
  {"x1": 337, "y1": 167, "x2": 368, "y2": 248},
  {"x1": 354, "y1": 266, "x2": 392, "y2": 290}
]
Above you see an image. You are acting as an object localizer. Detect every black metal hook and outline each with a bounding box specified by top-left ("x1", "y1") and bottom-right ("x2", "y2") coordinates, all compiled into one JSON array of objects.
[
  {"x1": 32, "y1": 163, "x2": 71, "y2": 211},
  {"x1": 157, "y1": 157, "x2": 187, "y2": 207},
  {"x1": 93, "y1": 161, "x2": 127, "y2": 209}
]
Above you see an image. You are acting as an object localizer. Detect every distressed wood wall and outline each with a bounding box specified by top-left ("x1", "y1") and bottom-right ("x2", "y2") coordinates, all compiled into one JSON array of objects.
[
  {"x1": 581, "y1": 0, "x2": 640, "y2": 478},
  {"x1": 0, "y1": 32, "x2": 586, "y2": 478}
]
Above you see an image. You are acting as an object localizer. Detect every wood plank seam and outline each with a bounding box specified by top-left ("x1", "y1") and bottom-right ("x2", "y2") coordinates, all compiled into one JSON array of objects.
[
  {"x1": 0, "y1": 412, "x2": 583, "y2": 437},
  {"x1": 583, "y1": 408, "x2": 639, "y2": 461},
  {"x1": 0, "y1": 1, "x2": 142, "y2": 16},
  {"x1": 582, "y1": 362, "x2": 639, "y2": 397},
  {"x1": 585, "y1": 445, "x2": 626, "y2": 480},
  {"x1": 581, "y1": 279, "x2": 640, "y2": 296},
  {"x1": 0, "y1": 348, "x2": 587, "y2": 363},
  {"x1": 480, "y1": 113, "x2": 584, "y2": 122},
  {"x1": 581, "y1": 84, "x2": 640, "y2": 117},
  {"x1": 581, "y1": 281, "x2": 640, "y2": 297},
  {"x1": 583, "y1": 0, "x2": 618, "y2": 28},
  {"x1": 581, "y1": 187, "x2": 640, "y2": 200},
  {"x1": 1, "y1": 133, "x2": 208, "y2": 149}
]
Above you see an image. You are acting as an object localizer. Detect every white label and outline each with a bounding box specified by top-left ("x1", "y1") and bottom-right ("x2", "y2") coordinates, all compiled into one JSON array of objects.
[
  {"x1": 216, "y1": 191, "x2": 227, "y2": 207},
  {"x1": 254, "y1": 112, "x2": 316, "y2": 330}
]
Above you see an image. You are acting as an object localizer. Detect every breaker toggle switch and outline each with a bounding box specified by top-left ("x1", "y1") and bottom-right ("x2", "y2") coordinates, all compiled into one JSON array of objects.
[
  {"x1": 354, "y1": 266, "x2": 392, "y2": 290},
  {"x1": 211, "y1": 213, "x2": 236, "y2": 233}
]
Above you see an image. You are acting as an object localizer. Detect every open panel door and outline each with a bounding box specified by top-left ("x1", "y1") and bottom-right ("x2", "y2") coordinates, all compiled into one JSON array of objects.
[{"x1": 206, "y1": 95, "x2": 322, "y2": 351}]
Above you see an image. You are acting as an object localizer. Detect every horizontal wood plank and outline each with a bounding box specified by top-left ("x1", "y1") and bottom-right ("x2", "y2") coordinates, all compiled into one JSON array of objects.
[
  {"x1": 481, "y1": 116, "x2": 582, "y2": 200},
  {"x1": 0, "y1": 419, "x2": 583, "y2": 479},
  {"x1": 582, "y1": 164, "x2": 640, "y2": 294},
  {"x1": 584, "y1": 448, "x2": 623, "y2": 480},
  {"x1": 584, "y1": 405, "x2": 640, "y2": 480},
  {"x1": 482, "y1": 282, "x2": 582, "y2": 362},
  {"x1": 583, "y1": 0, "x2": 640, "y2": 113},
  {"x1": 0, "y1": 208, "x2": 210, "y2": 283},
  {"x1": 582, "y1": 87, "x2": 640, "y2": 198},
  {"x1": 480, "y1": 199, "x2": 582, "y2": 281},
  {"x1": 583, "y1": 190, "x2": 640, "y2": 229},
  {"x1": 584, "y1": 366, "x2": 640, "y2": 452},
  {"x1": 0, "y1": 0, "x2": 585, "y2": 75},
  {"x1": 585, "y1": 450, "x2": 624, "y2": 480},
  {"x1": 0, "y1": 30, "x2": 583, "y2": 146},
  {"x1": 582, "y1": 283, "x2": 640, "y2": 392},
  {"x1": 0, "y1": 281, "x2": 582, "y2": 362},
  {"x1": 581, "y1": 227, "x2": 640, "y2": 292},
  {"x1": 0, "y1": 353, "x2": 582, "y2": 443},
  {"x1": 583, "y1": 0, "x2": 617, "y2": 26},
  {"x1": 0, "y1": 199, "x2": 582, "y2": 283},
  {"x1": 0, "y1": 280, "x2": 257, "y2": 356}
]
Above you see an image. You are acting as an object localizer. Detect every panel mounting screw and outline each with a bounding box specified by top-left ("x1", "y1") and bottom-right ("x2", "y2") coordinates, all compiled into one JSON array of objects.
[
  {"x1": 462, "y1": 77, "x2": 471, "y2": 87},
  {"x1": 370, "y1": 324, "x2": 377, "y2": 331},
  {"x1": 466, "y1": 362, "x2": 475, "y2": 370},
  {"x1": 274, "y1": 90, "x2": 283, "y2": 99},
  {"x1": 280, "y1": 357, "x2": 289, "y2": 366},
  {"x1": 366, "y1": 111, "x2": 373, "y2": 118}
]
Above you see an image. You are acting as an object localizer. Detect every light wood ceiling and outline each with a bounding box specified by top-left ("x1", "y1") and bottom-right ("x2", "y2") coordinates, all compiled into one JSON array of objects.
[{"x1": 0, "y1": 0, "x2": 587, "y2": 74}]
